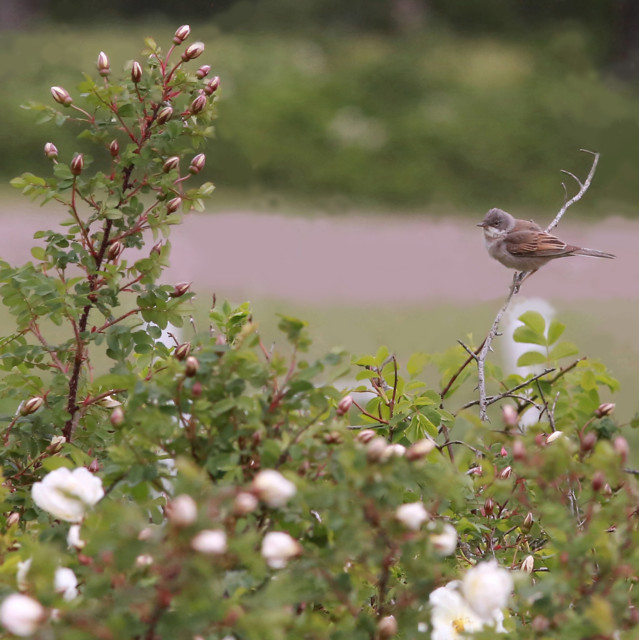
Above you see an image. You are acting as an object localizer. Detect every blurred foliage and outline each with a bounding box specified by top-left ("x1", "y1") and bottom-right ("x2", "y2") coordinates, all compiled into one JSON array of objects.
[{"x1": 2, "y1": 12, "x2": 639, "y2": 214}]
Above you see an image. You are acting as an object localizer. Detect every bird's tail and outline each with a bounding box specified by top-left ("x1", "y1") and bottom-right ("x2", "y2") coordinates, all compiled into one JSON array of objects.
[{"x1": 573, "y1": 247, "x2": 616, "y2": 259}]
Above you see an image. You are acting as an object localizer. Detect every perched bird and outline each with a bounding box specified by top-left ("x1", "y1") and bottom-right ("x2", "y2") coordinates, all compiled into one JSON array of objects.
[{"x1": 477, "y1": 208, "x2": 615, "y2": 276}]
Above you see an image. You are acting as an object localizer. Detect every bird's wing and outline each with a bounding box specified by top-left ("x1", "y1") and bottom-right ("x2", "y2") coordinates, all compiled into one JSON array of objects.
[{"x1": 505, "y1": 230, "x2": 572, "y2": 257}]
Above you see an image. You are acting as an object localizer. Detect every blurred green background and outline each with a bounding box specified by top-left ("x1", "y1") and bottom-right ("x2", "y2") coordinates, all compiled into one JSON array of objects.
[
  {"x1": 0, "y1": 0, "x2": 637, "y2": 422},
  {"x1": 2, "y1": 0, "x2": 639, "y2": 214}
]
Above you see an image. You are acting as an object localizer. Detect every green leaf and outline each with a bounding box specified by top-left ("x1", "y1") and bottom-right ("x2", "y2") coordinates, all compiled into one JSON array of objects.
[
  {"x1": 549, "y1": 341, "x2": 579, "y2": 361},
  {"x1": 518, "y1": 310, "x2": 546, "y2": 335},
  {"x1": 30, "y1": 247, "x2": 46, "y2": 261},
  {"x1": 407, "y1": 352, "x2": 429, "y2": 377},
  {"x1": 516, "y1": 351, "x2": 547, "y2": 367},
  {"x1": 547, "y1": 319, "x2": 565, "y2": 345},
  {"x1": 512, "y1": 325, "x2": 547, "y2": 346}
]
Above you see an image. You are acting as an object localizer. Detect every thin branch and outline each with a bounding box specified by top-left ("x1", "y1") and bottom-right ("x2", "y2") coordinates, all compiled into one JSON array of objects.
[{"x1": 474, "y1": 151, "x2": 599, "y2": 421}]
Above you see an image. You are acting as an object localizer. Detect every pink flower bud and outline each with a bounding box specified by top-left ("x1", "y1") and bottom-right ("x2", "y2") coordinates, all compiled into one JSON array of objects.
[
  {"x1": 336, "y1": 395, "x2": 353, "y2": 416},
  {"x1": 196, "y1": 65, "x2": 211, "y2": 80},
  {"x1": 204, "y1": 76, "x2": 220, "y2": 98},
  {"x1": 172, "y1": 281, "x2": 191, "y2": 298},
  {"x1": 521, "y1": 555, "x2": 534, "y2": 574},
  {"x1": 150, "y1": 241, "x2": 163, "y2": 255},
  {"x1": 189, "y1": 153, "x2": 206, "y2": 174},
  {"x1": 234, "y1": 492, "x2": 258, "y2": 515},
  {"x1": 613, "y1": 436, "x2": 629, "y2": 464},
  {"x1": 107, "y1": 241, "x2": 123, "y2": 262},
  {"x1": 157, "y1": 106, "x2": 173, "y2": 125},
  {"x1": 182, "y1": 41, "x2": 205, "y2": 62},
  {"x1": 51, "y1": 86, "x2": 72, "y2": 106},
  {"x1": 6, "y1": 512, "x2": 20, "y2": 528},
  {"x1": 166, "y1": 196, "x2": 182, "y2": 213},
  {"x1": 185, "y1": 356, "x2": 199, "y2": 377},
  {"x1": 501, "y1": 404, "x2": 518, "y2": 427},
  {"x1": 378, "y1": 615, "x2": 398, "y2": 639},
  {"x1": 108, "y1": 139, "x2": 119, "y2": 157},
  {"x1": 47, "y1": 435, "x2": 66, "y2": 454},
  {"x1": 512, "y1": 439, "x2": 526, "y2": 461},
  {"x1": 592, "y1": 470, "x2": 605, "y2": 492},
  {"x1": 521, "y1": 512, "x2": 533, "y2": 533},
  {"x1": 406, "y1": 438, "x2": 436, "y2": 461},
  {"x1": 166, "y1": 494, "x2": 197, "y2": 526},
  {"x1": 190, "y1": 94, "x2": 207, "y2": 115},
  {"x1": 88, "y1": 458, "x2": 100, "y2": 473},
  {"x1": 173, "y1": 24, "x2": 191, "y2": 45},
  {"x1": 163, "y1": 156, "x2": 180, "y2": 173},
  {"x1": 581, "y1": 431, "x2": 597, "y2": 454},
  {"x1": 355, "y1": 429, "x2": 376, "y2": 444},
  {"x1": 366, "y1": 437, "x2": 389, "y2": 463},
  {"x1": 131, "y1": 61, "x2": 143, "y2": 83},
  {"x1": 20, "y1": 397, "x2": 44, "y2": 416},
  {"x1": 44, "y1": 142, "x2": 58, "y2": 159},
  {"x1": 110, "y1": 406, "x2": 124, "y2": 427},
  {"x1": 595, "y1": 402, "x2": 615, "y2": 418},
  {"x1": 97, "y1": 51, "x2": 110, "y2": 77},
  {"x1": 484, "y1": 497, "x2": 495, "y2": 515},
  {"x1": 70, "y1": 154, "x2": 84, "y2": 176},
  {"x1": 545, "y1": 430, "x2": 563, "y2": 445},
  {"x1": 174, "y1": 342, "x2": 192, "y2": 361},
  {"x1": 499, "y1": 465, "x2": 512, "y2": 479}
]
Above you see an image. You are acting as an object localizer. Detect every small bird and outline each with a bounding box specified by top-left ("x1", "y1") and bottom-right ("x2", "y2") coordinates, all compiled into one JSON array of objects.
[{"x1": 477, "y1": 208, "x2": 615, "y2": 276}]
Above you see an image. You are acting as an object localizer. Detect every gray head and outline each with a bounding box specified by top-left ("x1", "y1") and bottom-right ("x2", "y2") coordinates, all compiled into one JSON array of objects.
[{"x1": 477, "y1": 208, "x2": 515, "y2": 232}]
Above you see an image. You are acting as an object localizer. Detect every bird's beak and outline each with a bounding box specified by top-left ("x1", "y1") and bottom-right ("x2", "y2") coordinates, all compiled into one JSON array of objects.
[{"x1": 476, "y1": 222, "x2": 486, "y2": 228}]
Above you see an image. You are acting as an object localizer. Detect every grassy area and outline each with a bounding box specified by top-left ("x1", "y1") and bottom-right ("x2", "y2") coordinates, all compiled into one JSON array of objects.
[{"x1": 3, "y1": 22, "x2": 639, "y2": 214}]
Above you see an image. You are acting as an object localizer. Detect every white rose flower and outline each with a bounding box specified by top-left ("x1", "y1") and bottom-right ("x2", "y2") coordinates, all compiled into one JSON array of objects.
[
  {"x1": 461, "y1": 560, "x2": 513, "y2": 621},
  {"x1": 261, "y1": 531, "x2": 302, "y2": 569},
  {"x1": 54, "y1": 568, "x2": 78, "y2": 601},
  {"x1": 395, "y1": 502, "x2": 429, "y2": 530},
  {"x1": 430, "y1": 523, "x2": 458, "y2": 556},
  {"x1": 429, "y1": 581, "x2": 504, "y2": 640},
  {"x1": 32, "y1": 467, "x2": 104, "y2": 523},
  {"x1": 0, "y1": 594, "x2": 45, "y2": 637},
  {"x1": 252, "y1": 470, "x2": 296, "y2": 508},
  {"x1": 67, "y1": 524, "x2": 85, "y2": 549},
  {"x1": 135, "y1": 554, "x2": 153, "y2": 568},
  {"x1": 16, "y1": 559, "x2": 32, "y2": 592},
  {"x1": 166, "y1": 494, "x2": 198, "y2": 526},
  {"x1": 191, "y1": 530, "x2": 227, "y2": 555}
]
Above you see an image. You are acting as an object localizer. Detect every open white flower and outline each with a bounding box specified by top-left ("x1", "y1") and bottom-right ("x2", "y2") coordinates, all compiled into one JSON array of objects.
[
  {"x1": 429, "y1": 581, "x2": 505, "y2": 640},
  {"x1": 261, "y1": 531, "x2": 302, "y2": 568},
  {"x1": 67, "y1": 524, "x2": 85, "y2": 549},
  {"x1": 166, "y1": 494, "x2": 198, "y2": 526},
  {"x1": 252, "y1": 470, "x2": 296, "y2": 508},
  {"x1": 32, "y1": 467, "x2": 104, "y2": 523},
  {"x1": 430, "y1": 523, "x2": 458, "y2": 556},
  {"x1": 54, "y1": 568, "x2": 78, "y2": 601},
  {"x1": 191, "y1": 530, "x2": 227, "y2": 555},
  {"x1": 461, "y1": 560, "x2": 513, "y2": 621},
  {"x1": 396, "y1": 502, "x2": 429, "y2": 530},
  {"x1": 0, "y1": 593, "x2": 45, "y2": 637}
]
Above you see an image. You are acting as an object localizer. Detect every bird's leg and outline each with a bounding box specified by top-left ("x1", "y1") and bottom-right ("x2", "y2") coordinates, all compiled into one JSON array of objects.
[{"x1": 513, "y1": 269, "x2": 538, "y2": 293}]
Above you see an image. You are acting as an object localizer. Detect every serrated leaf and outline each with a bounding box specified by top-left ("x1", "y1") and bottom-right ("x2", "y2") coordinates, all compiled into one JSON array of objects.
[
  {"x1": 549, "y1": 341, "x2": 579, "y2": 361},
  {"x1": 513, "y1": 325, "x2": 547, "y2": 346},
  {"x1": 516, "y1": 350, "x2": 547, "y2": 367}
]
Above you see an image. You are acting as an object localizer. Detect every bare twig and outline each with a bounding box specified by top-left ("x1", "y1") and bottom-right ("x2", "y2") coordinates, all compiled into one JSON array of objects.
[{"x1": 474, "y1": 151, "x2": 599, "y2": 421}]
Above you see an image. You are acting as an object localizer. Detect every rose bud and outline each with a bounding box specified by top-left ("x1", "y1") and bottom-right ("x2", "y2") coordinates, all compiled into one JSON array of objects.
[
  {"x1": 70, "y1": 154, "x2": 84, "y2": 176},
  {"x1": 603, "y1": 483, "x2": 613, "y2": 498},
  {"x1": 173, "y1": 24, "x2": 191, "y2": 45},
  {"x1": 166, "y1": 494, "x2": 197, "y2": 526},
  {"x1": 190, "y1": 94, "x2": 207, "y2": 115},
  {"x1": 483, "y1": 497, "x2": 495, "y2": 516},
  {"x1": 51, "y1": 86, "x2": 72, "y2": 106},
  {"x1": 520, "y1": 512, "x2": 534, "y2": 533},
  {"x1": 512, "y1": 439, "x2": 526, "y2": 461},
  {"x1": 406, "y1": 438, "x2": 436, "y2": 461},
  {"x1": 378, "y1": 615, "x2": 398, "y2": 639},
  {"x1": 20, "y1": 396, "x2": 44, "y2": 416},
  {"x1": 355, "y1": 429, "x2": 376, "y2": 444},
  {"x1": 189, "y1": 153, "x2": 206, "y2": 174},
  {"x1": 163, "y1": 156, "x2": 180, "y2": 173},
  {"x1": 595, "y1": 402, "x2": 615, "y2": 418},
  {"x1": 366, "y1": 437, "x2": 390, "y2": 463},
  {"x1": 110, "y1": 406, "x2": 124, "y2": 427},
  {"x1": 97, "y1": 51, "x2": 110, "y2": 76},
  {"x1": 545, "y1": 430, "x2": 563, "y2": 444},
  {"x1": 6, "y1": 512, "x2": 20, "y2": 528},
  {"x1": 521, "y1": 555, "x2": 534, "y2": 574},
  {"x1": 108, "y1": 139, "x2": 119, "y2": 157},
  {"x1": 88, "y1": 458, "x2": 100, "y2": 473},
  {"x1": 47, "y1": 435, "x2": 66, "y2": 454},
  {"x1": 336, "y1": 395, "x2": 353, "y2": 416},
  {"x1": 150, "y1": 241, "x2": 163, "y2": 255},
  {"x1": 204, "y1": 76, "x2": 220, "y2": 95},
  {"x1": 166, "y1": 196, "x2": 182, "y2": 213},
  {"x1": 580, "y1": 431, "x2": 597, "y2": 454},
  {"x1": 196, "y1": 65, "x2": 211, "y2": 79},
  {"x1": 498, "y1": 465, "x2": 512, "y2": 479},
  {"x1": 592, "y1": 471, "x2": 605, "y2": 492},
  {"x1": 131, "y1": 60, "x2": 143, "y2": 83},
  {"x1": 185, "y1": 356, "x2": 199, "y2": 377},
  {"x1": 171, "y1": 281, "x2": 191, "y2": 297},
  {"x1": 324, "y1": 431, "x2": 343, "y2": 445},
  {"x1": 182, "y1": 42, "x2": 205, "y2": 62},
  {"x1": 107, "y1": 241, "x2": 123, "y2": 262},
  {"x1": 174, "y1": 342, "x2": 192, "y2": 361},
  {"x1": 501, "y1": 404, "x2": 518, "y2": 428},
  {"x1": 613, "y1": 436, "x2": 629, "y2": 464},
  {"x1": 234, "y1": 492, "x2": 258, "y2": 515},
  {"x1": 157, "y1": 106, "x2": 173, "y2": 124},
  {"x1": 44, "y1": 142, "x2": 58, "y2": 160}
]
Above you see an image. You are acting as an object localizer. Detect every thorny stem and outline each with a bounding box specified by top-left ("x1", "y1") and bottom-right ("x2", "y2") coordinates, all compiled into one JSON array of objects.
[{"x1": 475, "y1": 151, "x2": 599, "y2": 421}]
